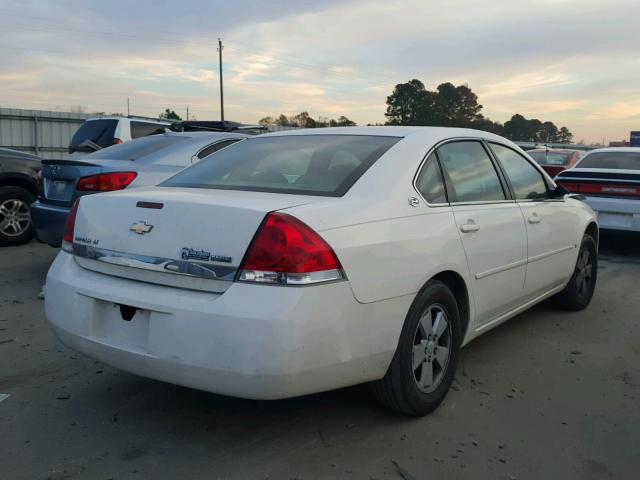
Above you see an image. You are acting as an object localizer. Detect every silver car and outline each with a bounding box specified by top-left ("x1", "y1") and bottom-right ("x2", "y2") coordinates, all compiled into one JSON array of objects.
[
  {"x1": 31, "y1": 131, "x2": 249, "y2": 246},
  {"x1": 555, "y1": 147, "x2": 640, "y2": 232}
]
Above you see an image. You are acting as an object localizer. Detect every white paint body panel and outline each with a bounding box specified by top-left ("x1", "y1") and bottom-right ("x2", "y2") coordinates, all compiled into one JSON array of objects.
[{"x1": 44, "y1": 126, "x2": 598, "y2": 399}]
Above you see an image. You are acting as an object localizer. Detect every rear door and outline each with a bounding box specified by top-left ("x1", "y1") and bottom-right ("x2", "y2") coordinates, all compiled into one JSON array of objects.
[
  {"x1": 488, "y1": 143, "x2": 578, "y2": 297},
  {"x1": 437, "y1": 140, "x2": 528, "y2": 327}
]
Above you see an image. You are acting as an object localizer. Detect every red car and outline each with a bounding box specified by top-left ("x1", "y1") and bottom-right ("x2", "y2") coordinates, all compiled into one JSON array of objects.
[{"x1": 527, "y1": 148, "x2": 583, "y2": 178}]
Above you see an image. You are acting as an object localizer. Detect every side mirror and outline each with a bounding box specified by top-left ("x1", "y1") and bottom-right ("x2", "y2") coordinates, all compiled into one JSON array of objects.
[{"x1": 550, "y1": 184, "x2": 569, "y2": 199}]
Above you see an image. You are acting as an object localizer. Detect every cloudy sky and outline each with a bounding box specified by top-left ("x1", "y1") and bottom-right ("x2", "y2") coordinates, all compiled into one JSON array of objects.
[{"x1": 1, "y1": 0, "x2": 639, "y2": 143}]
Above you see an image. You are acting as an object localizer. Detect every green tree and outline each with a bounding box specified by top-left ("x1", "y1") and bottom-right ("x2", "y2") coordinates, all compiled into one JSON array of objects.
[
  {"x1": 437, "y1": 82, "x2": 483, "y2": 127},
  {"x1": 259, "y1": 116, "x2": 275, "y2": 126},
  {"x1": 335, "y1": 115, "x2": 356, "y2": 127},
  {"x1": 384, "y1": 79, "x2": 430, "y2": 125},
  {"x1": 159, "y1": 108, "x2": 182, "y2": 120},
  {"x1": 558, "y1": 126, "x2": 573, "y2": 143},
  {"x1": 275, "y1": 114, "x2": 290, "y2": 126},
  {"x1": 541, "y1": 121, "x2": 559, "y2": 143}
]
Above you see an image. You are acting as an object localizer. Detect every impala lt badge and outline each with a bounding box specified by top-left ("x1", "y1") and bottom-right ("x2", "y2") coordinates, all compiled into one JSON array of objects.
[{"x1": 129, "y1": 221, "x2": 154, "y2": 235}]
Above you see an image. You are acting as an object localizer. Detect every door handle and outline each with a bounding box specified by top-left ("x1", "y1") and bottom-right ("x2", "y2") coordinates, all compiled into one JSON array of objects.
[
  {"x1": 460, "y1": 221, "x2": 480, "y2": 233},
  {"x1": 528, "y1": 213, "x2": 541, "y2": 224}
]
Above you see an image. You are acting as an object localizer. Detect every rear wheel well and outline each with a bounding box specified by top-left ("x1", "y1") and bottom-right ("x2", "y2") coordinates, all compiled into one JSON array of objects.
[
  {"x1": 431, "y1": 271, "x2": 470, "y2": 344},
  {"x1": 585, "y1": 222, "x2": 598, "y2": 249},
  {"x1": 0, "y1": 177, "x2": 37, "y2": 198}
]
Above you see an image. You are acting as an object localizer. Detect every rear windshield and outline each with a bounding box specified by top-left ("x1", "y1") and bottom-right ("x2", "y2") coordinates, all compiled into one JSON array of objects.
[
  {"x1": 161, "y1": 135, "x2": 401, "y2": 196},
  {"x1": 528, "y1": 151, "x2": 574, "y2": 166},
  {"x1": 70, "y1": 119, "x2": 117, "y2": 150},
  {"x1": 85, "y1": 135, "x2": 189, "y2": 161},
  {"x1": 576, "y1": 152, "x2": 640, "y2": 170}
]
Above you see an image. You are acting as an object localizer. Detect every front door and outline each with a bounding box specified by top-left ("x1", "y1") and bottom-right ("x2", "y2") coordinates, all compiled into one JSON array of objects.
[
  {"x1": 437, "y1": 140, "x2": 528, "y2": 327},
  {"x1": 487, "y1": 142, "x2": 579, "y2": 297}
]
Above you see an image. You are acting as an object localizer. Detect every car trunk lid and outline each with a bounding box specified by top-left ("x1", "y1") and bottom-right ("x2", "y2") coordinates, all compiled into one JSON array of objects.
[{"x1": 71, "y1": 187, "x2": 317, "y2": 292}]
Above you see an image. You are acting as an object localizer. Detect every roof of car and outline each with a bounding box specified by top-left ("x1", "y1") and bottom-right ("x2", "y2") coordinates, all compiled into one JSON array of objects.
[
  {"x1": 582, "y1": 147, "x2": 640, "y2": 154},
  {"x1": 262, "y1": 126, "x2": 509, "y2": 143},
  {"x1": 527, "y1": 148, "x2": 581, "y2": 153}
]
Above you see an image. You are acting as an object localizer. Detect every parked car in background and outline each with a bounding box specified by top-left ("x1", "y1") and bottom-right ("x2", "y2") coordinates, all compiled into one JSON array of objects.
[
  {"x1": 555, "y1": 147, "x2": 640, "y2": 232},
  {"x1": 45, "y1": 127, "x2": 598, "y2": 416},
  {"x1": 527, "y1": 148, "x2": 583, "y2": 177},
  {"x1": 32, "y1": 131, "x2": 248, "y2": 246},
  {"x1": 0, "y1": 148, "x2": 41, "y2": 246},
  {"x1": 68, "y1": 116, "x2": 172, "y2": 158}
]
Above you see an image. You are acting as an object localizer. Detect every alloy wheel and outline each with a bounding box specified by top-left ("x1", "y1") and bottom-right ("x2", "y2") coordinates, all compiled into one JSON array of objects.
[
  {"x1": 0, "y1": 199, "x2": 31, "y2": 237},
  {"x1": 574, "y1": 247, "x2": 593, "y2": 299},
  {"x1": 412, "y1": 304, "x2": 452, "y2": 393}
]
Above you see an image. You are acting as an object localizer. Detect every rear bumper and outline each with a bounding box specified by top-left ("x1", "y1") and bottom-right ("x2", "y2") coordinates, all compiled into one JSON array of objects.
[
  {"x1": 584, "y1": 196, "x2": 640, "y2": 232},
  {"x1": 44, "y1": 252, "x2": 410, "y2": 399},
  {"x1": 31, "y1": 200, "x2": 69, "y2": 247}
]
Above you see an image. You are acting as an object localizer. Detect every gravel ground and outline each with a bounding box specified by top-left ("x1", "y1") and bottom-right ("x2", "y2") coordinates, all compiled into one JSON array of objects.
[{"x1": 1, "y1": 233, "x2": 639, "y2": 480}]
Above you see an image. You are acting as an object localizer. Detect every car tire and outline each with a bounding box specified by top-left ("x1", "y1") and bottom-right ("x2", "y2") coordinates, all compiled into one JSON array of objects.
[
  {"x1": 0, "y1": 186, "x2": 36, "y2": 247},
  {"x1": 553, "y1": 234, "x2": 597, "y2": 311},
  {"x1": 372, "y1": 280, "x2": 461, "y2": 416}
]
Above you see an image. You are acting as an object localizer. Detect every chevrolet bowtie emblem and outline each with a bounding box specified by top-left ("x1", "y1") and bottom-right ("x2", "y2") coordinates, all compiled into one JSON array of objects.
[{"x1": 129, "y1": 221, "x2": 154, "y2": 235}]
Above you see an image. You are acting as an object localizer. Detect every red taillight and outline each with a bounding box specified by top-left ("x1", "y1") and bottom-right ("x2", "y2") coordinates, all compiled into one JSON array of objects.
[
  {"x1": 113, "y1": 138, "x2": 123, "y2": 145},
  {"x1": 76, "y1": 172, "x2": 137, "y2": 192},
  {"x1": 238, "y1": 212, "x2": 343, "y2": 285},
  {"x1": 556, "y1": 181, "x2": 640, "y2": 197},
  {"x1": 556, "y1": 181, "x2": 579, "y2": 193},
  {"x1": 62, "y1": 199, "x2": 80, "y2": 253}
]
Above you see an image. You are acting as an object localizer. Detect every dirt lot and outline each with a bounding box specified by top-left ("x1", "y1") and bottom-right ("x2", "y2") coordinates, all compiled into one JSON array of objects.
[{"x1": 1, "y1": 234, "x2": 639, "y2": 480}]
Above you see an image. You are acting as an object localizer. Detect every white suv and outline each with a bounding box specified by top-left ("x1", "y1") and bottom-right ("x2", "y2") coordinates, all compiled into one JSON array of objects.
[{"x1": 68, "y1": 116, "x2": 171, "y2": 158}]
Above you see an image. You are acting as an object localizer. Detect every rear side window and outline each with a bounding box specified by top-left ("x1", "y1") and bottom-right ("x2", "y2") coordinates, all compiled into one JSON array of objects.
[
  {"x1": 197, "y1": 139, "x2": 242, "y2": 159},
  {"x1": 70, "y1": 119, "x2": 117, "y2": 150},
  {"x1": 162, "y1": 135, "x2": 401, "y2": 196},
  {"x1": 415, "y1": 153, "x2": 447, "y2": 204},
  {"x1": 490, "y1": 143, "x2": 548, "y2": 200},
  {"x1": 577, "y1": 152, "x2": 640, "y2": 170},
  {"x1": 131, "y1": 121, "x2": 167, "y2": 139},
  {"x1": 437, "y1": 141, "x2": 505, "y2": 203},
  {"x1": 86, "y1": 135, "x2": 188, "y2": 161}
]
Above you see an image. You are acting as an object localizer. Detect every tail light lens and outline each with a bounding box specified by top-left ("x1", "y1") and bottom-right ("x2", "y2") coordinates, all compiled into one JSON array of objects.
[
  {"x1": 62, "y1": 199, "x2": 80, "y2": 253},
  {"x1": 113, "y1": 138, "x2": 123, "y2": 145},
  {"x1": 556, "y1": 181, "x2": 640, "y2": 197},
  {"x1": 76, "y1": 172, "x2": 137, "y2": 192},
  {"x1": 238, "y1": 212, "x2": 344, "y2": 285}
]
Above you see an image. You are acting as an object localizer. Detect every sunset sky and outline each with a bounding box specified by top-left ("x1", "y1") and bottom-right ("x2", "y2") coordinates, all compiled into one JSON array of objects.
[{"x1": 1, "y1": 0, "x2": 639, "y2": 143}]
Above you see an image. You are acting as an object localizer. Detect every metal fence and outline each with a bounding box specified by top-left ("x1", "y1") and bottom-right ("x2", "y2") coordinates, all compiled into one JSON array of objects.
[{"x1": 0, "y1": 107, "x2": 92, "y2": 159}]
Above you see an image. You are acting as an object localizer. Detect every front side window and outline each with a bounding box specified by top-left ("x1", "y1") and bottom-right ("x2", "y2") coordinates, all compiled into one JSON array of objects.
[
  {"x1": 490, "y1": 143, "x2": 548, "y2": 200},
  {"x1": 415, "y1": 153, "x2": 447, "y2": 204},
  {"x1": 437, "y1": 141, "x2": 505, "y2": 203},
  {"x1": 162, "y1": 135, "x2": 401, "y2": 196}
]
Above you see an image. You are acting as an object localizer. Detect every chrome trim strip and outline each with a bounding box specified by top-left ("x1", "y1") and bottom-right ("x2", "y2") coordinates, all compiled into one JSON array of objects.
[
  {"x1": 73, "y1": 244, "x2": 237, "y2": 293},
  {"x1": 474, "y1": 244, "x2": 575, "y2": 280},
  {"x1": 475, "y1": 259, "x2": 527, "y2": 280},
  {"x1": 527, "y1": 245, "x2": 575, "y2": 264}
]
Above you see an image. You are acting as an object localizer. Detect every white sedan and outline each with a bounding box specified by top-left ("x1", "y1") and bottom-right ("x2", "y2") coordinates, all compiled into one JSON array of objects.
[{"x1": 44, "y1": 127, "x2": 598, "y2": 416}]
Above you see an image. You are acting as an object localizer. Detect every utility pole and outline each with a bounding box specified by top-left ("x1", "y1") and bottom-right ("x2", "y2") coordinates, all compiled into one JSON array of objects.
[
  {"x1": 127, "y1": 97, "x2": 130, "y2": 116},
  {"x1": 218, "y1": 38, "x2": 224, "y2": 122},
  {"x1": 186, "y1": 106, "x2": 189, "y2": 121}
]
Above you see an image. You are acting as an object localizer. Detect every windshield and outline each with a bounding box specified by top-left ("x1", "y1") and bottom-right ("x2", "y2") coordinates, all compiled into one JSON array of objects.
[
  {"x1": 162, "y1": 135, "x2": 401, "y2": 196},
  {"x1": 528, "y1": 151, "x2": 574, "y2": 166},
  {"x1": 69, "y1": 119, "x2": 118, "y2": 151},
  {"x1": 85, "y1": 135, "x2": 189, "y2": 161},
  {"x1": 576, "y1": 151, "x2": 640, "y2": 170}
]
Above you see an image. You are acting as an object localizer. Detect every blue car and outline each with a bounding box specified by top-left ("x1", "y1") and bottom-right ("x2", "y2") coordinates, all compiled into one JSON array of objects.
[{"x1": 32, "y1": 131, "x2": 247, "y2": 247}]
